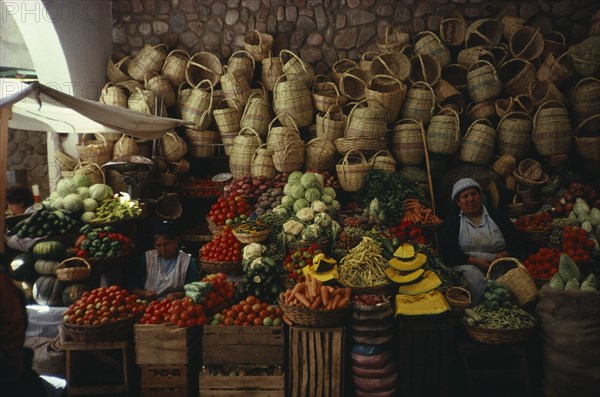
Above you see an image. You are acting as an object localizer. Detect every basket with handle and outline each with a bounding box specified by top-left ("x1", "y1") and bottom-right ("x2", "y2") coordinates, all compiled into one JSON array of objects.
[
  {"x1": 332, "y1": 58, "x2": 359, "y2": 85},
  {"x1": 112, "y1": 134, "x2": 138, "y2": 161},
  {"x1": 280, "y1": 49, "x2": 315, "y2": 86},
  {"x1": 400, "y1": 81, "x2": 436, "y2": 125},
  {"x1": 392, "y1": 118, "x2": 425, "y2": 165},
  {"x1": 144, "y1": 70, "x2": 176, "y2": 108},
  {"x1": 498, "y1": 58, "x2": 536, "y2": 97},
  {"x1": 369, "y1": 150, "x2": 396, "y2": 173},
  {"x1": 240, "y1": 90, "x2": 271, "y2": 140},
  {"x1": 229, "y1": 127, "x2": 263, "y2": 179},
  {"x1": 467, "y1": 60, "x2": 501, "y2": 103},
  {"x1": 213, "y1": 99, "x2": 242, "y2": 156},
  {"x1": 160, "y1": 131, "x2": 188, "y2": 162},
  {"x1": 426, "y1": 107, "x2": 460, "y2": 155},
  {"x1": 370, "y1": 52, "x2": 411, "y2": 82},
  {"x1": 185, "y1": 51, "x2": 223, "y2": 87},
  {"x1": 365, "y1": 74, "x2": 406, "y2": 124},
  {"x1": 127, "y1": 87, "x2": 159, "y2": 116},
  {"x1": 377, "y1": 25, "x2": 409, "y2": 53},
  {"x1": 277, "y1": 294, "x2": 350, "y2": 327},
  {"x1": 227, "y1": 50, "x2": 255, "y2": 83},
  {"x1": 496, "y1": 111, "x2": 533, "y2": 160},
  {"x1": 445, "y1": 286, "x2": 471, "y2": 315},
  {"x1": 54, "y1": 150, "x2": 79, "y2": 172},
  {"x1": 457, "y1": 46, "x2": 496, "y2": 69},
  {"x1": 250, "y1": 144, "x2": 276, "y2": 179},
  {"x1": 409, "y1": 54, "x2": 441, "y2": 85},
  {"x1": 66, "y1": 161, "x2": 106, "y2": 186},
  {"x1": 572, "y1": 77, "x2": 600, "y2": 128},
  {"x1": 272, "y1": 74, "x2": 314, "y2": 128},
  {"x1": 339, "y1": 67, "x2": 369, "y2": 102},
  {"x1": 63, "y1": 313, "x2": 141, "y2": 342},
  {"x1": 99, "y1": 82, "x2": 128, "y2": 108},
  {"x1": 336, "y1": 149, "x2": 372, "y2": 192},
  {"x1": 459, "y1": 118, "x2": 496, "y2": 165},
  {"x1": 106, "y1": 52, "x2": 131, "y2": 84},
  {"x1": 127, "y1": 43, "x2": 167, "y2": 82},
  {"x1": 220, "y1": 65, "x2": 252, "y2": 107},
  {"x1": 346, "y1": 99, "x2": 388, "y2": 140},
  {"x1": 185, "y1": 128, "x2": 219, "y2": 158},
  {"x1": 536, "y1": 51, "x2": 575, "y2": 90},
  {"x1": 532, "y1": 100, "x2": 573, "y2": 156},
  {"x1": 161, "y1": 49, "x2": 190, "y2": 87},
  {"x1": 440, "y1": 10, "x2": 467, "y2": 47},
  {"x1": 529, "y1": 80, "x2": 564, "y2": 108},
  {"x1": 509, "y1": 26, "x2": 544, "y2": 61},
  {"x1": 316, "y1": 104, "x2": 346, "y2": 141},
  {"x1": 487, "y1": 257, "x2": 537, "y2": 307},
  {"x1": 313, "y1": 80, "x2": 346, "y2": 113},
  {"x1": 569, "y1": 35, "x2": 600, "y2": 77},
  {"x1": 243, "y1": 30, "x2": 274, "y2": 61},
  {"x1": 334, "y1": 137, "x2": 387, "y2": 156},
  {"x1": 260, "y1": 52, "x2": 283, "y2": 91},
  {"x1": 56, "y1": 257, "x2": 92, "y2": 282},
  {"x1": 272, "y1": 140, "x2": 305, "y2": 173},
  {"x1": 180, "y1": 79, "x2": 214, "y2": 130},
  {"x1": 358, "y1": 51, "x2": 378, "y2": 75},
  {"x1": 200, "y1": 257, "x2": 243, "y2": 276},
  {"x1": 465, "y1": 18, "x2": 502, "y2": 48},
  {"x1": 266, "y1": 114, "x2": 301, "y2": 151},
  {"x1": 414, "y1": 30, "x2": 451, "y2": 68},
  {"x1": 305, "y1": 137, "x2": 337, "y2": 171},
  {"x1": 574, "y1": 114, "x2": 600, "y2": 162},
  {"x1": 76, "y1": 134, "x2": 113, "y2": 165}
]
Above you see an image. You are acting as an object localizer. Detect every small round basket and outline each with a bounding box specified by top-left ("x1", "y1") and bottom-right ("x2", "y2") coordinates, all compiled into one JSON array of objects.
[
  {"x1": 56, "y1": 257, "x2": 92, "y2": 282},
  {"x1": 487, "y1": 257, "x2": 537, "y2": 307},
  {"x1": 351, "y1": 296, "x2": 392, "y2": 312},
  {"x1": 62, "y1": 314, "x2": 141, "y2": 342},
  {"x1": 206, "y1": 216, "x2": 225, "y2": 235},
  {"x1": 277, "y1": 294, "x2": 350, "y2": 327},
  {"x1": 232, "y1": 229, "x2": 270, "y2": 244},
  {"x1": 463, "y1": 321, "x2": 536, "y2": 344},
  {"x1": 200, "y1": 258, "x2": 243, "y2": 276},
  {"x1": 445, "y1": 287, "x2": 471, "y2": 315}
]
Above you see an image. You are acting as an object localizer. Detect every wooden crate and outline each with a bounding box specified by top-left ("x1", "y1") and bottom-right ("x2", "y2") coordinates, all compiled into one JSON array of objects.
[
  {"x1": 395, "y1": 313, "x2": 454, "y2": 397},
  {"x1": 202, "y1": 325, "x2": 285, "y2": 366},
  {"x1": 140, "y1": 364, "x2": 199, "y2": 397},
  {"x1": 288, "y1": 326, "x2": 346, "y2": 397},
  {"x1": 134, "y1": 324, "x2": 201, "y2": 365},
  {"x1": 199, "y1": 367, "x2": 285, "y2": 397}
]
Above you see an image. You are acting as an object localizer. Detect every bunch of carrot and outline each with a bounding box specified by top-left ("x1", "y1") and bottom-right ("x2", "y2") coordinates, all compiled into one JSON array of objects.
[
  {"x1": 281, "y1": 274, "x2": 351, "y2": 311},
  {"x1": 402, "y1": 198, "x2": 442, "y2": 225}
]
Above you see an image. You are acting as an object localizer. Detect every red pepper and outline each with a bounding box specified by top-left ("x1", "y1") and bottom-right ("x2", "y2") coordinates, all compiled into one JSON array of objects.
[{"x1": 76, "y1": 249, "x2": 88, "y2": 258}]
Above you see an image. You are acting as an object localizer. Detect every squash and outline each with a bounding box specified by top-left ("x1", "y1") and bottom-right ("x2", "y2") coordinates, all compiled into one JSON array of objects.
[
  {"x1": 34, "y1": 259, "x2": 60, "y2": 276},
  {"x1": 12, "y1": 279, "x2": 34, "y2": 304},
  {"x1": 388, "y1": 256, "x2": 426, "y2": 272},
  {"x1": 397, "y1": 271, "x2": 442, "y2": 295},
  {"x1": 385, "y1": 267, "x2": 424, "y2": 284},
  {"x1": 32, "y1": 241, "x2": 66, "y2": 261},
  {"x1": 62, "y1": 283, "x2": 93, "y2": 306},
  {"x1": 395, "y1": 290, "x2": 450, "y2": 316},
  {"x1": 9, "y1": 253, "x2": 38, "y2": 283},
  {"x1": 32, "y1": 276, "x2": 65, "y2": 306}
]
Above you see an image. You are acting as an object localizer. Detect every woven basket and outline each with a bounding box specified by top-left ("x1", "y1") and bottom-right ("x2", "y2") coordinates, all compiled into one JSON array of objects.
[
  {"x1": 572, "y1": 77, "x2": 600, "y2": 127},
  {"x1": 433, "y1": 79, "x2": 463, "y2": 111},
  {"x1": 442, "y1": 63, "x2": 468, "y2": 93},
  {"x1": 365, "y1": 74, "x2": 406, "y2": 123},
  {"x1": 496, "y1": 111, "x2": 533, "y2": 160},
  {"x1": 345, "y1": 100, "x2": 388, "y2": 140},
  {"x1": 532, "y1": 100, "x2": 573, "y2": 156},
  {"x1": 313, "y1": 81, "x2": 346, "y2": 113},
  {"x1": 467, "y1": 60, "x2": 501, "y2": 103},
  {"x1": 457, "y1": 46, "x2": 496, "y2": 69},
  {"x1": 117, "y1": 79, "x2": 144, "y2": 96},
  {"x1": 244, "y1": 30, "x2": 274, "y2": 61},
  {"x1": 99, "y1": 82, "x2": 128, "y2": 108},
  {"x1": 466, "y1": 99, "x2": 497, "y2": 123},
  {"x1": 127, "y1": 43, "x2": 167, "y2": 82},
  {"x1": 261, "y1": 53, "x2": 283, "y2": 91},
  {"x1": 359, "y1": 51, "x2": 378, "y2": 75},
  {"x1": 426, "y1": 107, "x2": 461, "y2": 155},
  {"x1": 536, "y1": 52, "x2": 575, "y2": 90},
  {"x1": 459, "y1": 118, "x2": 496, "y2": 165},
  {"x1": 144, "y1": 71, "x2": 176, "y2": 108},
  {"x1": 160, "y1": 131, "x2": 188, "y2": 162},
  {"x1": 277, "y1": 295, "x2": 350, "y2": 327},
  {"x1": 400, "y1": 81, "x2": 436, "y2": 125},
  {"x1": 267, "y1": 114, "x2": 301, "y2": 151},
  {"x1": 465, "y1": 18, "x2": 502, "y2": 48},
  {"x1": 498, "y1": 58, "x2": 536, "y2": 97},
  {"x1": 509, "y1": 26, "x2": 544, "y2": 61},
  {"x1": 54, "y1": 150, "x2": 79, "y2": 172},
  {"x1": 185, "y1": 128, "x2": 219, "y2": 158},
  {"x1": 227, "y1": 50, "x2": 255, "y2": 83},
  {"x1": 339, "y1": 67, "x2": 369, "y2": 102},
  {"x1": 495, "y1": 97, "x2": 514, "y2": 118},
  {"x1": 541, "y1": 31, "x2": 566, "y2": 59},
  {"x1": 316, "y1": 104, "x2": 346, "y2": 141},
  {"x1": 377, "y1": 26, "x2": 409, "y2": 53},
  {"x1": 248, "y1": 144, "x2": 274, "y2": 179},
  {"x1": 56, "y1": 257, "x2": 92, "y2": 282},
  {"x1": 463, "y1": 321, "x2": 536, "y2": 344},
  {"x1": 487, "y1": 257, "x2": 537, "y2": 307},
  {"x1": 180, "y1": 79, "x2": 214, "y2": 129},
  {"x1": 241, "y1": 91, "x2": 271, "y2": 140},
  {"x1": 76, "y1": 134, "x2": 113, "y2": 165},
  {"x1": 229, "y1": 127, "x2": 263, "y2": 179},
  {"x1": 127, "y1": 87, "x2": 158, "y2": 116},
  {"x1": 272, "y1": 140, "x2": 305, "y2": 173},
  {"x1": 112, "y1": 134, "x2": 138, "y2": 161},
  {"x1": 232, "y1": 229, "x2": 270, "y2": 244},
  {"x1": 200, "y1": 258, "x2": 243, "y2": 276},
  {"x1": 63, "y1": 314, "x2": 140, "y2": 342},
  {"x1": 529, "y1": 80, "x2": 564, "y2": 108},
  {"x1": 369, "y1": 150, "x2": 396, "y2": 173},
  {"x1": 273, "y1": 74, "x2": 314, "y2": 128},
  {"x1": 370, "y1": 52, "x2": 411, "y2": 81},
  {"x1": 445, "y1": 287, "x2": 471, "y2": 314},
  {"x1": 408, "y1": 54, "x2": 441, "y2": 85},
  {"x1": 574, "y1": 114, "x2": 600, "y2": 161},
  {"x1": 392, "y1": 118, "x2": 425, "y2": 165},
  {"x1": 501, "y1": 15, "x2": 526, "y2": 41},
  {"x1": 440, "y1": 10, "x2": 467, "y2": 47},
  {"x1": 570, "y1": 35, "x2": 600, "y2": 76},
  {"x1": 332, "y1": 59, "x2": 359, "y2": 84},
  {"x1": 220, "y1": 65, "x2": 252, "y2": 107},
  {"x1": 492, "y1": 154, "x2": 517, "y2": 176},
  {"x1": 280, "y1": 49, "x2": 315, "y2": 86},
  {"x1": 414, "y1": 31, "x2": 451, "y2": 68},
  {"x1": 161, "y1": 49, "x2": 189, "y2": 87},
  {"x1": 186, "y1": 51, "x2": 223, "y2": 87},
  {"x1": 336, "y1": 149, "x2": 372, "y2": 192},
  {"x1": 213, "y1": 100, "x2": 241, "y2": 156},
  {"x1": 305, "y1": 137, "x2": 338, "y2": 171},
  {"x1": 106, "y1": 52, "x2": 131, "y2": 84},
  {"x1": 334, "y1": 137, "x2": 387, "y2": 156}
]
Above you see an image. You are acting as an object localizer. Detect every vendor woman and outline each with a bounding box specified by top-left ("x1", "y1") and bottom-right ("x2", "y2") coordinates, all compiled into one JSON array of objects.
[
  {"x1": 439, "y1": 178, "x2": 523, "y2": 304},
  {"x1": 129, "y1": 221, "x2": 199, "y2": 300}
]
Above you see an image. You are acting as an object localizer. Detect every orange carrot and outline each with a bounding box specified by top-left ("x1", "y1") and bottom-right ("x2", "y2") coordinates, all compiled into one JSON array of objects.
[
  {"x1": 331, "y1": 294, "x2": 342, "y2": 309},
  {"x1": 338, "y1": 297, "x2": 349, "y2": 309},
  {"x1": 295, "y1": 292, "x2": 311, "y2": 308},
  {"x1": 344, "y1": 287, "x2": 351, "y2": 300},
  {"x1": 321, "y1": 286, "x2": 329, "y2": 307},
  {"x1": 282, "y1": 315, "x2": 293, "y2": 326},
  {"x1": 310, "y1": 295, "x2": 322, "y2": 310}
]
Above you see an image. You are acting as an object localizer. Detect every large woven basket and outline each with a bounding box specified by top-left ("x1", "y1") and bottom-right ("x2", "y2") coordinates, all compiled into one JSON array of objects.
[
  {"x1": 369, "y1": 150, "x2": 396, "y2": 173},
  {"x1": 63, "y1": 314, "x2": 141, "y2": 342},
  {"x1": 409, "y1": 54, "x2": 441, "y2": 85},
  {"x1": 62, "y1": 161, "x2": 106, "y2": 186},
  {"x1": 440, "y1": 10, "x2": 467, "y2": 47},
  {"x1": 371, "y1": 52, "x2": 411, "y2": 82},
  {"x1": 106, "y1": 52, "x2": 131, "y2": 84},
  {"x1": 459, "y1": 118, "x2": 496, "y2": 165},
  {"x1": 574, "y1": 114, "x2": 600, "y2": 161},
  {"x1": 336, "y1": 149, "x2": 372, "y2": 192},
  {"x1": 200, "y1": 258, "x2": 243, "y2": 276},
  {"x1": 487, "y1": 257, "x2": 537, "y2": 307},
  {"x1": 186, "y1": 51, "x2": 223, "y2": 87},
  {"x1": 532, "y1": 100, "x2": 573, "y2": 156},
  {"x1": 160, "y1": 131, "x2": 188, "y2": 162},
  {"x1": 463, "y1": 321, "x2": 536, "y2": 344},
  {"x1": 305, "y1": 137, "x2": 337, "y2": 171},
  {"x1": 243, "y1": 30, "x2": 274, "y2": 61},
  {"x1": 316, "y1": 104, "x2": 346, "y2": 141},
  {"x1": 76, "y1": 134, "x2": 113, "y2": 165},
  {"x1": 127, "y1": 43, "x2": 167, "y2": 82},
  {"x1": 277, "y1": 295, "x2": 350, "y2": 327},
  {"x1": 392, "y1": 118, "x2": 425, "y2": 166},
  {"x1": 56, "y1": 257, "x2": 92, "y2": 282},
  {"x1": 161, "y1": 49, "x2": 190, "y2": 87},
  {"x1": 334, "y1": 137, "x2": 387, "y2": 156},
  {"x1": 377, "y1": 25, "x2": 409, "y2": 53},
  {"x1": 365, "y1": 74, "x2": 406, "y2": 123}
]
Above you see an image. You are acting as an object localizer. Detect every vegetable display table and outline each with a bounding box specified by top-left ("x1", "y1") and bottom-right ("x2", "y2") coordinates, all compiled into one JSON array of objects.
[{"x1": 62, "y1": 340, "x2": 132, "y2": 397}]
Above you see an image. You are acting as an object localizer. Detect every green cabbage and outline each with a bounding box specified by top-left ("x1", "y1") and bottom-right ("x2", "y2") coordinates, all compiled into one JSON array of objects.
[
  {"x1": 73, "y1": 174, "x2": 91, "y2": 188},
  {"x1": 300, "y1": 173, "x2": 321, "y2": 189},
  {"x1": 82, "y1": 198, "x2": 99, "y2": 212},
  {"x1": 53, "y1": 197, "x2": 64, "y2": 209},
  {"x1": 81, "y1": 211, "x2": 96, "y2": 222},
  {"x1": 281, "y1": 195, "x2": 295, "y2": 208},
  {"x1": 301, "y1": 224, "x2": 322, "y2": 241},
  {"x1": 304, "y1": 187, "x2": 321, "y2": 203},
  {"x1": 56, "y1": 179, "x2": 77, "y2": 197},
  {"x1": 289, "y1": 183, "x2": 306, "y2": 200},
  {"x1": 63, "y1": 193, "x2": 83, "y2": 211},
  {"x1": 293, "y1": 198, "x2": 309, "y2": 213},
  {"x1": 89, "y1": 184, "x2": 113, "y2": 201},
  {"x1": 590, "y1": 208, "x2": 600, "y2": 227},
  {"x1": 314, "y1": 173, "x2": 324, "y2": 189},
  {"x1": 314, "y1": 212, "x2": 332, "y2": 228},
  {"x1": 287, "y1": 171, "x2": 303, "y2": 184},
  {"x1": 331, "y1": 200, "x2": 341, "y2": 211},
  {"x1": 321, "y1": 194, "x2": 333, "y2": 205},
  {"x1": 321, "y1": 187, "x2": 336, "y2": 199},
  {"x1": 77, "y1": 187, "x2": 90, "y2": 200},
  {"x1": 272, "y1": 205, "x2": 290, "y2": 217},
  {"x1": 311, "y1": 200, "x2": 327, "y2": 213}
]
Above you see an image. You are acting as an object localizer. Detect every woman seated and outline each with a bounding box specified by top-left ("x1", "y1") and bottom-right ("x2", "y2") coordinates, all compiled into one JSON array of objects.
[
  {"x1": 129, "y1": 221, "x2": 200, "y2": 300},
  {"x1": 439, "y1": 178, "x2": 523, "y2": 304}
]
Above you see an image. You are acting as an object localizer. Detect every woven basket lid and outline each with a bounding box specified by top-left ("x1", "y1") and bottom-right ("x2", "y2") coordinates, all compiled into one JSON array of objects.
[{"x1": 517, "y1": 158, "x2": 542, "y2": 180}]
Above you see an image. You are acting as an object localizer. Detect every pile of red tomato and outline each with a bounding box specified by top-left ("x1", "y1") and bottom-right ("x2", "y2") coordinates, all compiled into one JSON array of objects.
[
  {"x1": 388, "y1": 221, "x2": 426, "y2": 245},
  {"x1": 561, "y1": 226, "x2": 595, "y2": 264},
  {"x1": 523, "y1": 247, "x2": 562, "y2": 280},
  {"x1": 139, "y1": 297, "x2": 207, "y2": 327},
  {"x1": 283, "y1": 244, "x2": 322, "y2": 285},
  {"x1": 200, "y1": 226, "x2": 242, "y2": 263},
  {"x1": 515, "y1": 212, "x2": 553, "y2": 232},
  {"x1": 63, "y1": 285, "x2": 146, "y2": 326},
  {"x1": 210, "y1": 295, "x2": 283, "y2": 327},
  {"x1": 207, "y1": 194, "x2": 254, "y2": 226},
  {"x1": 201, "y1": 273, "x2": 236, "y2": 315}
]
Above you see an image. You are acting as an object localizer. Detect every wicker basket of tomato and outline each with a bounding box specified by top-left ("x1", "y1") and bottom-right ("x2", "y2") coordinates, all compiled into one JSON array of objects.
[
  {"x1": 206, "y1": 194, "x2": 254, "y2": 235},
  {"x1": 199, "y1": 226, "x2": 243, "y2": 276},
  {"x1": 522, "y1": 247, "x2": 561, "y2": 288}
]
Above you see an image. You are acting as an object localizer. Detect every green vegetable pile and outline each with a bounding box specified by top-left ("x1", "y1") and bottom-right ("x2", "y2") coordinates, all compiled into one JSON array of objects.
[
  {"x1": 549, "y1": 252, "x2": 598, "y2": 292},
  {"x1": 481, "y1": 280, "x2": 512, "y2": 311},
  {"x1": 8, "y1": 207, "x2": 80, "y2": 239},
  {"x1": 464, "y1": 306, "x2": 536, "y2": 329}
]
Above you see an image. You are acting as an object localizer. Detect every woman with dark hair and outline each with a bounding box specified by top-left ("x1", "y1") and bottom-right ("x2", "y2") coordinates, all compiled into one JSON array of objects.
[
  {"x1": 6, "y1": 185, "x2": 35, "y2": 216},
  {"x1": 439, "y1": 178, "x2": 523, "y2": 304},
  {"x1": 129, "y1": 222, "x2": 200, "y2": 300}
]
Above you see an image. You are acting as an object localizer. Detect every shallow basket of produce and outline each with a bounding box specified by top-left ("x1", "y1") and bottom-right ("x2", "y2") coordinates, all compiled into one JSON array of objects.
[
  {"x1": 350, "y1": 283, "x2": 398, "y2": 298},
  {"x1": 277, "y1": 295, "x2": 350, "y2": 327},
  {"x1": 62, "y1": 314, "x2": 141, "y2": 342},
  {"x1": 232, "y1": 228, "x2": 270, "y2": 244},
  {"x1": 56, "y1": 257, "x2": 92, "y2": 282},
  {"x1": 462, "y1": 322, "x2": 536, "y2": 345},
  {"x1": 200, "y1": 258, "x2": 243, "y2": 276},
  {"x1": 86, "y1": 250, "x2": 136, "y2": 269}
]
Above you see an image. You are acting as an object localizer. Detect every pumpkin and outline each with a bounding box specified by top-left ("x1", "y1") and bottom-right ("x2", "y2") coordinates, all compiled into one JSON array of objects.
[
  {"x1": 394, "y1": 290, "x2": 450, "y2": 316},
  {"x1": 12, "y1": 279, "x2": 34, "y2": 304},
  {"x1": 385, "y1": 267, "x2": 424, "y2": 284},
  {"x1": 397, "y1": 271, "x2": 442, "y2": 295},
  {"x1": 34, "y1": 259, "x2": 60, "y2": 276},
  {"x1": 62, "y1": 283, "x2": 93, "y2": 306},
  {"x1": 388, "y1": 256, "x2": 426, "y2": 272},
  {"x1": 32, "y1": 276, "x2": 65, "y2": 306},
  {"x1": 32, "y1": 241, "x2": 66, "y2": 261},
  {"x1": 9, "y1": 253, "x2": 38, "y2": 283}
]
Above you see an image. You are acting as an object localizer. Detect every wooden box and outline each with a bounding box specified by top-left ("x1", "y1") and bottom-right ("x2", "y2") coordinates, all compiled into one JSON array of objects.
[
  {"x1": 395, "y1": 314, "x2": 454, "y2": 397},
  {"x1": 199, "y1": 367, "x2": 285, "y2": 397},
  {"x1": 288, "y1": 326, "x2": 346, "y2": 397},
  {"x1": 202, "y1": 325, "x2": 285, "y2": 366},
  {"x1": 140, "y1": 364, "x2": 199, "y2": 397},
  {"x1": 134, "y1": 324, "x2": 200, "y2": 366}
]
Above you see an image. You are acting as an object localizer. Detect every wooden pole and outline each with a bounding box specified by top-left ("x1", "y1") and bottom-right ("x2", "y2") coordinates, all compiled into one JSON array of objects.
[{"x1": 0, "y1": 106, "x2": 13, "y2": 255}]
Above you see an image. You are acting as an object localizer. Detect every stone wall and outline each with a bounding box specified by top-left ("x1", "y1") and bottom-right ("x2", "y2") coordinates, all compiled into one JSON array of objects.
[
  {"x1": 7, "y1": 130, "x2": 50, "y2": 198},
  {"x1": 111, "y1": 0, "x2": 600, "y2": 70}
]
